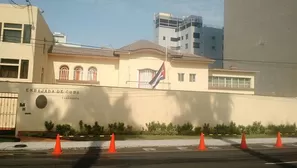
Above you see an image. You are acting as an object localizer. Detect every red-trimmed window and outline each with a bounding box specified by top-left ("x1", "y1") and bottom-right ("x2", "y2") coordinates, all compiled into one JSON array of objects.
[
  {"x1": 87, "y1": 67, "x2": 97, "y2": 81},
  {"x1": 59, "y1": 65, "x2": 69, "y2": 80},
  {"x1": 74, "y1": 66, "x2": 83, "y2": 81}
]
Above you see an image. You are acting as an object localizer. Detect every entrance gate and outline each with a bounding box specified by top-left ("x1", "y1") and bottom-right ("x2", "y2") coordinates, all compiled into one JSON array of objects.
[{"x1": 0, "y1": 93, "x2": 18, "y2": 130}]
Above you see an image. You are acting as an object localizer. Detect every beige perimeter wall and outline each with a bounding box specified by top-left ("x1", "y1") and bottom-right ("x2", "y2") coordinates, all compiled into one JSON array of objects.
[{"x1": 0, "y1": 81, "x2": 296, "y2": 132}]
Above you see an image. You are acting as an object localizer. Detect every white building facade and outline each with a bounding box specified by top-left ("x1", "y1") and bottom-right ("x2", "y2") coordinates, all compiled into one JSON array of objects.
[{"x1": 154, "y1": 12, "x2": 223, "y2": 68}]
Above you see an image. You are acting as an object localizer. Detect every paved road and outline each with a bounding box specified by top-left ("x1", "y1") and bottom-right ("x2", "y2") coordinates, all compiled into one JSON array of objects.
[{"x1": 1, "y1": 145, "x2": 297, "y2": 167}]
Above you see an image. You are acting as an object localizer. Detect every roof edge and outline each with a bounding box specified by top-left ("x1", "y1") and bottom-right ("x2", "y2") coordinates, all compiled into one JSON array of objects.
[
  {"x1": 209, "y1": 68, "x2": 259, "y2": 74},
  {"x1": 48, "y1": 53, "x2": 119, "y2": 59}
]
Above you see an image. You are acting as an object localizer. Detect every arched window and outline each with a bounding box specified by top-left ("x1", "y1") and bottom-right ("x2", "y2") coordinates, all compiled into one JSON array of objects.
[
  {"x1": 87, "y1": 67, "x2": 97, "y2": 81},
  {"x1": 59, "y1": 65, "x2": 69, "y2": 80},
  {"x1": 73, "y1": 66, "x2": 83, "y2": 81},
  {"x1": 138, "y1": 69, "x2": 156, "y2": 88}
]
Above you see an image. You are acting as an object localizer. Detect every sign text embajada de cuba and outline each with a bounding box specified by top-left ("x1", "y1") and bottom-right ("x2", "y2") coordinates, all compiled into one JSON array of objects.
[{"x1": 25, "y1": 88, "x2": 80, "y2": 95}]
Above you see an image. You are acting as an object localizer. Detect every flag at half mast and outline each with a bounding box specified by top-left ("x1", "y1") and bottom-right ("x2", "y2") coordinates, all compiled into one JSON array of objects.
[{"x1": 149, "y1": 62, "x2": 166, "y2": 89}]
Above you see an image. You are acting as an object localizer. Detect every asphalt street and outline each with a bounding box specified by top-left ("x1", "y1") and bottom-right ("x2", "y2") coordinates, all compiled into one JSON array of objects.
[{"x1": 1, "y1": 145, "x2": 297, "y2": 168}]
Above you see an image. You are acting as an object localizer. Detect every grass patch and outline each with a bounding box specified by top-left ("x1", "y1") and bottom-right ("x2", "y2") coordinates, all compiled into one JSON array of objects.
[
  {"x1": 116, "y1": 135, "x2": 204, "y2": 140},
  {"x1": 59, "y1": 134, "x2": 290, "y2": 141},
  {"x1": 19, "y1": 133, "x2": 297, "y2": 142},
  {"x1": 60, "y1": 134, "x2": 204, "y2": 141},
  {"x1": 121, "y1": 134, "x2": 294, "y2": 140}
]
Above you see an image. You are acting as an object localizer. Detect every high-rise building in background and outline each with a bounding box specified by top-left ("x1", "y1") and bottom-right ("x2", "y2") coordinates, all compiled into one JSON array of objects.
[
  {"x1": 53, "y1": 32, "x2": 67, "y2": 44},
  {"x1": 153, "y1": 12, "x2": 223, "y2": 68},
  {"x1": 53, "y1": 32, "x2": 83, "y2": 48},
  {"x1": 224, "y1": 0, "x2": 297, "y2": 97},
  {"x1": 202, "y1": 25, "x2": 224, "y2": 68}
]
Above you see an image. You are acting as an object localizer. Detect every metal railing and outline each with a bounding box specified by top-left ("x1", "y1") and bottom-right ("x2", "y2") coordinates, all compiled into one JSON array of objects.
[{"x1": 58, "y1": 70, "x2": 98, "y2": 81}]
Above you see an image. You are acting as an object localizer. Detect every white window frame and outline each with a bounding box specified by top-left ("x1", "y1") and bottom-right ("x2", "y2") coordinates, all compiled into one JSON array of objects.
[
  {"x1": 73, "y1": 66, "x2": 84, "y2": 81},
  {"x1": 209, "y1": 76, "x2": 252, "y2": 89},
  {"x1": 87, "y1": 67, "x2": 97, "y2": 81},
  {"x1": 138, "y1": 68, "x2": 156, "y2": 89},
  {"x1": 178, "y1": 73, "x2": 184, "y2": 82},
  {"x1": 0, "y1": 58, "x2": 29, "y2": 79},
  {"x1": 59, "y1": 65, "x2": 69, "y2": 80},
  {"x1": 189, "y1": 73, "x2": 196, "y2": 82},
  {"x1": 2, "y1": 23, "x2": 23, "y2": 43}
]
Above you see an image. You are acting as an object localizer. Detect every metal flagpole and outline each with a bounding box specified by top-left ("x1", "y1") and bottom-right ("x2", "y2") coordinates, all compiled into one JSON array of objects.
[
  {"x1": 165, "y1": 37, "x2": 168, "y2": 62},
  {"x1": 165, "y1": 37, "x2": 169, "y2": 89}
]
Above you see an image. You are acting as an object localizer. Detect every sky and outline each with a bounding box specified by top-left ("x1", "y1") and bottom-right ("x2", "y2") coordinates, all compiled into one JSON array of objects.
[{"x1": 1, "y1": 0, "x2": 224, "y2": 48}]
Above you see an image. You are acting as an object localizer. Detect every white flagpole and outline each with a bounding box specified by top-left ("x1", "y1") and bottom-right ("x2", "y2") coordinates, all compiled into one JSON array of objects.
[
  {"x1": 165, "y1": 38, "x2": 168, "y2": 62},
  {"x1": 165, "y1": 37, "x2": 169, "y2": 89}
]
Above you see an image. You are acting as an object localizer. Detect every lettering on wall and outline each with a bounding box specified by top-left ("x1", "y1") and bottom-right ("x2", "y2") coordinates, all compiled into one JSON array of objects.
[{"x1": 25, "y1": 88, "x2": 80, "y2": 100}]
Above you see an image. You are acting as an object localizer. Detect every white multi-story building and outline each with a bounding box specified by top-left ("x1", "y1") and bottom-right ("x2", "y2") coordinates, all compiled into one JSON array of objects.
[
  {"x1": 53, "y1": 32, "x2": 83, "y2": 48},
  {"x1": 53, "y1": 32, "x2": 66, "y2": 44},
  {"x1": 154, "y1": 12, "x2": 223, "y2": 68}
]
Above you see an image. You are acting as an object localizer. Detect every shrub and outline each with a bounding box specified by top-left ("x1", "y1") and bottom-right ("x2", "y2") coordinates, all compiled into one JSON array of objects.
[
  {"x1": 145, "y1": 121, "x2": 159, "y2": 133},
  {"x1": 56, "y1": 124, "x2": 75, "y2": 136},
  {"x1": 229, "y1": 121, "x2": 240, "y2": 135},
  {"x1": 266, "y1": 123, "x2": 296, "y2": 135},
  {"x1": 194, "y1": 126, "x2": 202, "y2": 134},
  {"x1": 108, "y1": 122, "x2": 127, "y2": 134},
  {"x1": 44, "y1": 121, "x2": 55, "y2": 132},
  {"x1": 92, "y1": 121, "x2": 104, "y2": 135},
  {"x1": 144, "y1": 122, "x2": 177, "y2": 135},
  {"x1": 282, "y1": 123, "x2": 296, "y2": 133},
  {"x1": 238, "y1": 125, "x2": 246, "y2": 133},
  {"x1": 245, "y1": 121, "x2": 266, "y2": 134},
  {"x1": 177, "y1": 122, "x2": 194, "y2": 135},
  {"x1": 145, "y1": 121, "x2": 166, "y2": 135},
  {"x1": 202, "y1": 123, "x2": 211, "y2": 135},
  {"x1": 214, "y1": 124, "x2": 229, "y2": 134},
  {"x1": 79, "y1": 120, "x2": 84, "y2": 133},
  {"x1": 166, "y1": 123, "x2": 178, "y2": 135},
  {"x1": 84, "y1": 124, "x2": 92, "y2": 135},
  {"x1": 125, "y1": 125, "x2": 134, "y2": 134},
  {"x1": 42, "y1": 120, "x2": 297, "y2": 137}
]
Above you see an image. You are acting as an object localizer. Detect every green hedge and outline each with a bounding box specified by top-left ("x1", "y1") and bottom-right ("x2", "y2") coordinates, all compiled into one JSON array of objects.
[{"x1": 44, "y1": 120, "x2": 297, "y2": 136}]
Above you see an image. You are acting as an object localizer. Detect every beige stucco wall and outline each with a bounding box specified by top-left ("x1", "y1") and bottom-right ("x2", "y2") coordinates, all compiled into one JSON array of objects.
[
  {"x1": 169, "y1": 61, "x2": 209, "y2": 91},
  {"x1": 118, "y1": 53, "x2": 170, "y2": 89},
  {"x1": 47, "y1": 52, "x2": 256, "y2": 94},
  {"x1": 109, "y1": 52, "x2": 209, "y2": 91},
  {"x1": 0, "y1": 82, "x2": 296, "y2": 133},
  {"x1": 0, "y1": 4, "x2": 37, "y2": 82},
  {"x1": 0, "y1": 4, "x2": 53, "y2": 83},
  {"x1": 47, "y1": 52, "x2": 210, "y2": 92},
  {"x1": 47, "y1": 55, "x2": 119, "y2": 86},
  {"x1": 32, "y1": 8, "x2": 54, "y2": 83}
]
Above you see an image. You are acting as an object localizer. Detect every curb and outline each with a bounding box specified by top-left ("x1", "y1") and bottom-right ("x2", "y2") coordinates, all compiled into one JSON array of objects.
[{"x1": 1, "y1": 142, "x2": 296, "y2": 152}]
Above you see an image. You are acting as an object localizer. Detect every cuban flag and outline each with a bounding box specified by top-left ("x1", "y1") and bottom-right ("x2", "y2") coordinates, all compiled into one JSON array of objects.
[{"x1": 149, "y1": 62, "x2": 166, "y2": 89}]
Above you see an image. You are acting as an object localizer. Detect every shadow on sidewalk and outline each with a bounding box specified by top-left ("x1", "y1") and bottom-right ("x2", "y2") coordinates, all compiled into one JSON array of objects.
[{"x1": 215, "y1": 137, "x2": 297, "y2": 168}]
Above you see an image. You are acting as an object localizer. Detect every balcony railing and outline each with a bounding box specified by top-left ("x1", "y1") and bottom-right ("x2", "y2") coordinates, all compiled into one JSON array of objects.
[
  {"x1": 57, "y1": 70, "x2": 99, "y2": 85},
  {"x1": 126, "y1": 81, "x2": 171, "y2": 90}
]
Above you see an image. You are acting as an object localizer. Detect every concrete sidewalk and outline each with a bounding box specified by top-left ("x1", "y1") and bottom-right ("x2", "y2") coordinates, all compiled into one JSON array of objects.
[{"x1": 0, "y1": 138, "x2": 297, "y2": 151}]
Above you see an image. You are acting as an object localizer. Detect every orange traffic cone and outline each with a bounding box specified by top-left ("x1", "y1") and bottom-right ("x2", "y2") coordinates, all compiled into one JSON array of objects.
[
  {"x1": 240, "y1": 132, "x2": 248, "y2": 149},
  {"x1": 198, "y1": 132, "x2": 207, "y2": 151},
  {"x1": 108, "y1": 133, "x2": 116, "y2": 153},
  {"x1": 275, "y1": 132, "x2": 283, "y2": 148},
  {"x1": 52, "y1": 134, "x2": 62, "y2": 155}
]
